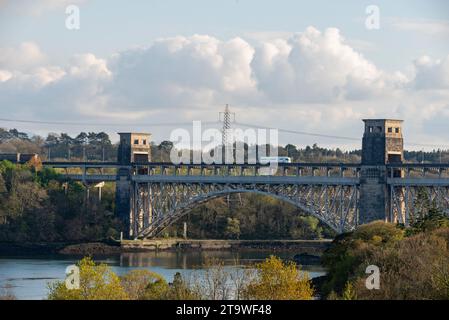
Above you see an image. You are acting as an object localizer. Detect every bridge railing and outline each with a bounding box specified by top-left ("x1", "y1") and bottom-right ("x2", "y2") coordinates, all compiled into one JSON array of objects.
[
  {"x1": 42, "y1": 161, "x2": 449, "y2": 183},
  {"x1": 387, "y1": 163, "x2": 449, "y2": 186},
  {"x1": 43, "y1": 161, "x2": 121, "y2": 181},
  {"x1": 132, "y1": 162, "x2": 361, "y2": 178}
]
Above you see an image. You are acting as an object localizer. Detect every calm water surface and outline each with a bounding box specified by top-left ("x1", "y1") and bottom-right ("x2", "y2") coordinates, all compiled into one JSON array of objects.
[{"x1": 0, "y1": 250, "x2": 326, "y2": 300}]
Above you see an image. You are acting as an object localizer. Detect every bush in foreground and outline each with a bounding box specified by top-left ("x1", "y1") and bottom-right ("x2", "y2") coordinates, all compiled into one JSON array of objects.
[
  {"x1": 48, "y1": 257, "x2": 128, "y2": 300},
  {"x1": 322, "y1": 217, "x2": 449, "y2": 300},
  {"x1": 243, "y1": 256, "x2": 314, "y2": 300},
  {"x1": 48, "y1": 256, "x2": 314, "y2": 300}
]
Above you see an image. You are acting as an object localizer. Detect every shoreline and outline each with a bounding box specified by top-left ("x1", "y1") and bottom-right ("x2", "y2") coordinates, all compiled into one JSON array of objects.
[
  {"x1": 0, "y1": 239, "x2": 332, "y2": 256},
  {"x1": 121, "y1": 239, "x2": 331, "y2": 254}
]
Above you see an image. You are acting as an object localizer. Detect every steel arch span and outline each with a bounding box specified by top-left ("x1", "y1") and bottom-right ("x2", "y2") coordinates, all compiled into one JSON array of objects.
[{"x1": 130, "y1": 182, "x2": 359, "y2": 239}]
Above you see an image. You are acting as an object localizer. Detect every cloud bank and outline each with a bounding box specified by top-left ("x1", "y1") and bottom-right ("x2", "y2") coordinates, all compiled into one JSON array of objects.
[{"x1": 1, "y1": 26, "x2": 449, "y2": 147}]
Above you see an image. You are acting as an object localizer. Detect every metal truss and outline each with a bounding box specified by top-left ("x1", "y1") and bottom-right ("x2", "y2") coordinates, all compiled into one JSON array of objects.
[
  {"x1": 130, "y1": 182, "x2": 359, "y2": 239},
  {"x1": 390, "y1": 185, "x2": 449, "y2": 225},
  {"x1": 44, "y1": 161, "x2": 449, "y2": 239}
]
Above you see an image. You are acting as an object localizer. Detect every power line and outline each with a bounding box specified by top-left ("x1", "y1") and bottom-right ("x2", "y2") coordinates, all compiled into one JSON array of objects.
[
  {"x1": 0, "y1": 117, "x2": 220, "y2": 127},
  {"x1": 235, "y1": 121, "x2": 359, "y2": 141},
  {"x1": 236, "y1": 121, "x2": 449, "y2": 149},
  {"x1": 1, "y1": 116, "x2": 449, "y2": 149}
]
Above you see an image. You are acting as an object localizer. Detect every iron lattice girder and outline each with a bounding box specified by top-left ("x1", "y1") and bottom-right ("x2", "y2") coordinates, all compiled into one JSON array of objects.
[
  {"x1": 41, "y1": 161, "x2": 449, "y2": 238},
  {"x1": 131, "y1": 180, "x2": 359, "y2": 239},
  {"x1": 127, "y1": 163, "x2": 449, "y2": 239},
  {"x1": 389, "y1": 185, "x2": 449, "y2": 224},
  {"x1": 131, "y1": 175, "x2": 359, "y2": 185}
]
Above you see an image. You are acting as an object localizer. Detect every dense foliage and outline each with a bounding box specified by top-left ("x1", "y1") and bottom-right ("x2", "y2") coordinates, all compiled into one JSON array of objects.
[
  {"x1": 48, "y1": 257, "x2": 128, "y2": 300},
  {"x1": 168, "y1": 194, "x2": 333, "y2": 239},
  {"x1": 0, "y1": 160, "x2": 122, "y2": 242},
  {"x1": 322, "y1": 213, "x2": 449, "y2": 300},
  {"x1": 243, "y1": 256, "x2": 314, "y2": 300}
]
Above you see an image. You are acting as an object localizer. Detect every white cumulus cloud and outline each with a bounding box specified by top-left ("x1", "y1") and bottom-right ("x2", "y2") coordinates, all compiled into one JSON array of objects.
[
  {"x1": 412, "y1": 55, "x2": 449, "y2": 90},
  {"x1": 1, "y1": 27, "x2": 449, "y2": 147}
]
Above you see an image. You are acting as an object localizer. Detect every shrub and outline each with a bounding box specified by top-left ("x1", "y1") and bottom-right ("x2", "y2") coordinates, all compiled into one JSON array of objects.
[{"x1": 243, "y1": 256, "x2": 314, "y2": 300}]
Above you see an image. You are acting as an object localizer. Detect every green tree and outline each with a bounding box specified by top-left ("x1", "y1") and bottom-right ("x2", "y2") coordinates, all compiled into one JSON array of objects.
[
  {"x1": 141, "y1": 278, "x2": 170, "y2": 300},
  {"x1": 407, "y1": 206, "x2": 449, "y2": 235},
  {"x1": 224, "y1": 217, "x2": 240, "y2": 239},
  {"x1": 341, "y1": 281, "x2": 357, "y2": 300},
  {"x1": 290, "y1": 216, "x2": 322, "y2": 239},
  {"x1": 48, "y1": 257, "x2": 128, "y2": 300},
  {"x1": 243, "y1": 256, "x2": 314, "y2": 300},
  {"x1": 121, "y1": 269, "x2": 166, "y2": 300},
  {"x1": 166, "y1": 272, "x2": 200, "y2": 300},
  {"x1": 321, "y1": 221, "x2": 404, "y2": 296}
]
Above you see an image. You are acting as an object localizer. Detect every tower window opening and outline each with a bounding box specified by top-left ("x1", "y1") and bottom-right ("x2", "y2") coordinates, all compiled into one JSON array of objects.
[{"x1": 134, "y1": 139, "x2": 139, "y2": 145}]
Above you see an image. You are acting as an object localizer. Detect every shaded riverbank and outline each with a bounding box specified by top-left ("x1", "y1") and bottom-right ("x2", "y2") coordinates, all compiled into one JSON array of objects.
[
  {"x1": 0, "y1": 239, "x2": 332, "y2": 256},
  {"x1": 0, "y1": 241, "x2": 120, "y2": 256},
  {"x1": 121, "y1": 239, "x2": 332, "y2": 253}
]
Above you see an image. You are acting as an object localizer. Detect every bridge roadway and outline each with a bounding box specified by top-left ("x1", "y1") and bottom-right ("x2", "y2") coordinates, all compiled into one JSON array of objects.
[{"x1": 42, "y1": 161, "x2": 449, "y2": 187}]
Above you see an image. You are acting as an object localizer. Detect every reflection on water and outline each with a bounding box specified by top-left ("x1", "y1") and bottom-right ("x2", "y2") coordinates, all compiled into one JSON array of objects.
[{"x1": 0, "y1": 250, "x2": 326, "y2": 300}]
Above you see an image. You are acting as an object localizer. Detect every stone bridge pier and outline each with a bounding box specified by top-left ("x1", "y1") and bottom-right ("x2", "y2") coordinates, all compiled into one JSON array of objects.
[
  {"x1": 359, "y1": 119, "x2": 404, "y2": 224},
  {"x1": 115, "y1": 132, "x2": 151, "y2": 236}
]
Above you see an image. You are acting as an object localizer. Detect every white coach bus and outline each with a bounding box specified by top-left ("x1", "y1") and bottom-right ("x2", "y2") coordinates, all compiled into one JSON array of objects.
[{"x1": 259, "y1": 156, "x2": 292, "y2": 164}]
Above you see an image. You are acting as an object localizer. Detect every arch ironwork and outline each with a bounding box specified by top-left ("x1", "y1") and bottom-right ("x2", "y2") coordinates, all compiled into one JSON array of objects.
[{"x1": 131, "y1": 181, "x2": 359, "y2": 239}]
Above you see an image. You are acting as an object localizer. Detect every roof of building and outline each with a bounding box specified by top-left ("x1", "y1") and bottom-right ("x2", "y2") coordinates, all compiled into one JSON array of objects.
[
  {"x1": 362, "y1": 119, "x2": 403, "y2": 123},
  {"x1": 117, "y1": 132, "x2": 152, "y2": 136}
]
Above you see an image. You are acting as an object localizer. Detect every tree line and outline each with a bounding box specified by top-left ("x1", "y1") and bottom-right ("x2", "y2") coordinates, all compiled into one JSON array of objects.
[
  {"x1": 167, "y1": 194, "x2": 335, "y2": 240},
  {"x1": 2, "y1": 126, "x2": 449, "y2": 163}
]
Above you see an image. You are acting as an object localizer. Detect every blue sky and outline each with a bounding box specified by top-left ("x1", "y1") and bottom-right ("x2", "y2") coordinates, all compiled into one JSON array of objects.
[
  {"x1": 0, "y1": 0, "x2": 449, "y2": 149},
  {"x1": 2, "y1": 0, "x2": 449, "y2": 69}
]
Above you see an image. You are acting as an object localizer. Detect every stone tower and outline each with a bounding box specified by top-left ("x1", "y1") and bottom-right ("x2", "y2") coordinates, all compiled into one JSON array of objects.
[
  {"x1": 117, "y1": 133, "x2": 151, "y2": 164},
  {"x1": 359, "y1": 119, "x2": 403, "y2": 224},
  {"x1": 115, "y1": 133, "x2": 151, "y2": 237}
]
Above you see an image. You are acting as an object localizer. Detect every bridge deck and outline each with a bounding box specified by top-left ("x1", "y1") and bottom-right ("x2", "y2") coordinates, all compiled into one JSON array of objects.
[
  {"x1": 132, "y1": 175, "x2": 359, "y2": 185},
  {"x1": 62, "y1": 174, "x2": 117, "y2": 182},
  {"x1": 388, "y1": 177, "x2": 449, "y2": 186},
  {"x1": 43, "y1": 161, "x2": 449, "y2": 186}
]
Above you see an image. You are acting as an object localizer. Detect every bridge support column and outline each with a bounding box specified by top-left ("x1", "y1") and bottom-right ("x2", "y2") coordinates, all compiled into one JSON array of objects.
[
  {"x1": 359, "y1": 166, "x2": 388, "y2": 224},
  {"x1": 359, "y1": 119, "x2": 404, "y2": 225},
  {"x1": 115, "y1": 132, "x2": 152, "y2": 238},
  {"x1": 115, "y1": 167, "x2": 132, "y2": 236}
]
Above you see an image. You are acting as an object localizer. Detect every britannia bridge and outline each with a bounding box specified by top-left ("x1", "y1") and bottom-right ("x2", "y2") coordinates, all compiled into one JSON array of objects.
[{"x1": 41, "y1": 119, "x2": 449, "y2": 239}]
